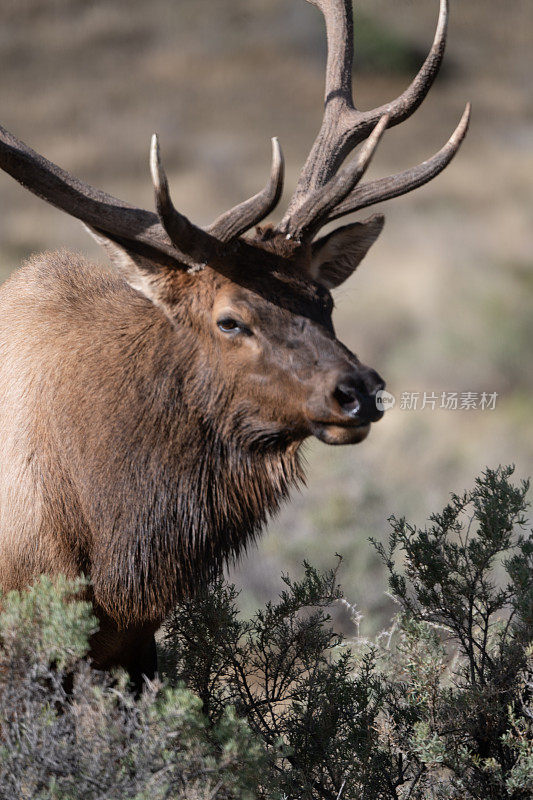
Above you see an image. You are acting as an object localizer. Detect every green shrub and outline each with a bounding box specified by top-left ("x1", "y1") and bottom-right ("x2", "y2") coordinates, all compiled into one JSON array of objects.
[
  {"x1": 162, "y1": 466, "x2": 532, "y2": 799},
  {"x1": 0, "y1": 577, "x2": 263, "y2": 800},
  {"x1": 372, "y1": 465, "x2": 533, "y2": 799},
  {"x1": 0, "y1": 466, "x2": 530, "y2": 799}
]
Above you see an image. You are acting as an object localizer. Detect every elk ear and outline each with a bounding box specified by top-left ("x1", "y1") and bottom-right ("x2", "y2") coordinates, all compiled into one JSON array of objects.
[
  {"x1": 310, "y1": 214, "x2": 384, "y2": 289},
  {"x1": 84, "y1": 225, "x2": 177, "y2": 313}
]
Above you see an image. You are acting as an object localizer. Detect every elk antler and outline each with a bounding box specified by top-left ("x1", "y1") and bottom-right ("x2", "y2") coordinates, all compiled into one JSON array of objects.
[
  {"x1": 149, "y1": 134, "x2": 219, "y2": 267},
  {"x1": 0, "y1": 123, "x2": 180, "y2": 265},
  {"x1": 277, "y1": 0, "x2": 470, "y2": 241},
  {"x1": 0, "y1": 0, "x2": 469, "y2": 269},
  {"x1": 0, "y1": 127, "x2": 284, "y2": 271}
]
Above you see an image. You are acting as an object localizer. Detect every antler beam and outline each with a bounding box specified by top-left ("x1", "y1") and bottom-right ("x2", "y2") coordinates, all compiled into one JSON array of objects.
[{"x1": 0, "y1": 124, "x2": 180, "y2": 265}]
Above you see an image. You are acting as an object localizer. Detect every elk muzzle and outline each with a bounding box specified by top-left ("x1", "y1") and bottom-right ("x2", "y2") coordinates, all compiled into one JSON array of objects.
[{"x1": 307, "y1": 366, "x2": 386, "y2": 445}]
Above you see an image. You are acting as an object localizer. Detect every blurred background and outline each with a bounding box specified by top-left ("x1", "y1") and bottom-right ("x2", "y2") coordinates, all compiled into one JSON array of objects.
[{"x1": 1, "y1": 0, "x2": 531, "y2": 629}]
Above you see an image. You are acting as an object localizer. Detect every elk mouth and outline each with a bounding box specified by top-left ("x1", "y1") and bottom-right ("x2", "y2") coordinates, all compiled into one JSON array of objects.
[{"x1": 310, "y1": 420, "x2": 371, "y2": 446}]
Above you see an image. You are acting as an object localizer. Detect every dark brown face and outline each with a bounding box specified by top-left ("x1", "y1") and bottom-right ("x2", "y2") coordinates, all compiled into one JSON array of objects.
[{"x1": 185, "y1": 266, "x2": 385, "y2": 448}]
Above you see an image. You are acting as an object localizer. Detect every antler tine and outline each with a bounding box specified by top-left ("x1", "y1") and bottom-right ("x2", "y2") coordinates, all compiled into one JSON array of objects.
[
  {"x1": 207, "y1": 138, "x2": 284, "y2": 242},
  {"x1": 149, "y1": 134, "x2": 219, "y2": 267},
  {"x1": 348, "y1": 0, "x2": 449, "y2": 145},
  {"x1": 327, "y1": 103, "x2": 471, "y2": 222},
  {"x1": 286, "y1": 113, "x2": 389, "y2": 240},
  {"x1": 281, "y1": 0, "x2": 449, "y2": 227}
]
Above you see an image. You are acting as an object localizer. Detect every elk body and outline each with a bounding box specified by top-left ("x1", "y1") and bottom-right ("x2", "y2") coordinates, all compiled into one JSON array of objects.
[{"x1": 0, "y1": 0, "x2": 468, "y2": 688}]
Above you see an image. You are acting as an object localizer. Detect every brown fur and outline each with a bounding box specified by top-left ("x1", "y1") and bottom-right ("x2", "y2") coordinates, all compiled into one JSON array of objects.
[{"x1": 0, "y1": 231, "x2": 384, "y2": 682}]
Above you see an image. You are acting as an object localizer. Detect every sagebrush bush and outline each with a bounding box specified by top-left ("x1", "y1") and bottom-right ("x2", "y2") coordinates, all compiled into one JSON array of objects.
[
  {"x1": 0, "y1": 577, "x2": 263, "y2": 800},
  {"x1": 162, "y1": 466, "x2": 532, "y2": 799},
  {"x1": 372, "y1": 465, "x2": 532, "y2": 799},
  {"x1": 0, "y1": 466, "x2": 531, "y2": 799}
]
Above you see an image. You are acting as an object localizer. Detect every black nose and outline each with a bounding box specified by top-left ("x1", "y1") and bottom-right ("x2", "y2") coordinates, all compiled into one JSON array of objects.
[{"x1": 333, "y1": 370, "x2": 385, "y2": 423}]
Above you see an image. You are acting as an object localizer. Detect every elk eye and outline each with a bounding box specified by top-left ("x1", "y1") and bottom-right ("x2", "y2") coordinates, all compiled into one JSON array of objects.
[{"x1": 217, "y1": 317, "x2": 245, "y2": 334}]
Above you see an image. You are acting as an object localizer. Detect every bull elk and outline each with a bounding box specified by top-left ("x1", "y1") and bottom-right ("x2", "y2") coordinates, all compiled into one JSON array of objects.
[{"x1": 0, "y1": 0, "x2": 469, "y2": 689}]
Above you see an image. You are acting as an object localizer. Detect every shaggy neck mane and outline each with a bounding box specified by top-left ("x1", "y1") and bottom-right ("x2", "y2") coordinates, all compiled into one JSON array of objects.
[{"x1": 99, "y1": 405, "x2": 305, "y2": 628}]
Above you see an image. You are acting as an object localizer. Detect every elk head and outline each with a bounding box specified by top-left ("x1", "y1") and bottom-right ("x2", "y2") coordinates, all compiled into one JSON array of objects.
[{"x1": 0, "y1": 0, "x2": 469, "y2": 449}]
